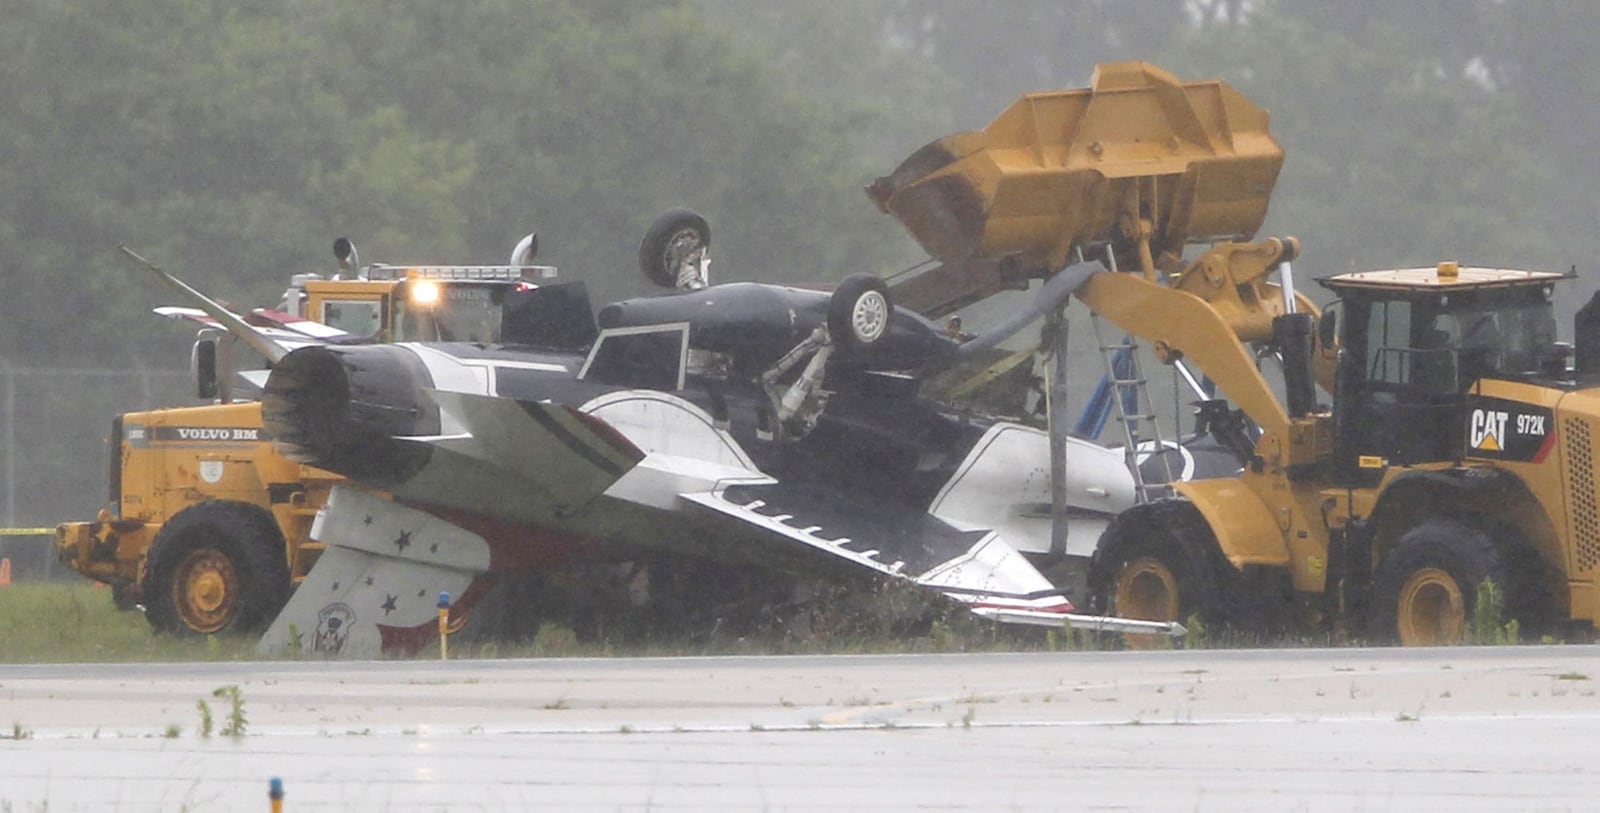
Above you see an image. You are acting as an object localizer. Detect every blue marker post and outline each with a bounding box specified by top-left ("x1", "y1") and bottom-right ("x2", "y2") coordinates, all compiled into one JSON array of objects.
[
  {"x1": 269, "y1": 777, "x2": 284, "y2": 813},
  {"x1": 437, "y1": 591, "x2": 451, "y2": 661}
]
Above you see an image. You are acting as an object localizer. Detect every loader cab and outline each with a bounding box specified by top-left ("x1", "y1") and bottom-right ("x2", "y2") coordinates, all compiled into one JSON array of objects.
[
  {"x1": 303, "y1": 265, "x2": 559, "y2": 344},
  {"x1": 1321, "y1": 264, "x2": 1564, "y2": 483}
]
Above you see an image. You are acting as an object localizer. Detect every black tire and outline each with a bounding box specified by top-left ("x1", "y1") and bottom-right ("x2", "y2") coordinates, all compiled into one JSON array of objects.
[
  {"x1": 110, "y1": 583, "x2": 140, "y2": 612},
  {"x1": 1371, "y1": 516, "x2": 1532, "y2": 646},
  {"x1": 638, "y1": 208, "x2": 710, "y2": 289},
  {"x1": 827, "y1": 273, "x2": 893, "y2": 354},
  {"x1": 1089, "y1": 504, "x2": 1229, "y2": 647},
  {"x1": 142, "y1": 501, "x2": 291, "y2": 636}
]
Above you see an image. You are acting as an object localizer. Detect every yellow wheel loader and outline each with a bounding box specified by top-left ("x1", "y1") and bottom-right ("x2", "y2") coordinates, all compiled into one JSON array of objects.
[
  {"x1": 874, "y1": 61, "x2": 1597, "y2": 644},
  {"x1": 56, "y1": 238, "x2": 558, "y2": 635}
]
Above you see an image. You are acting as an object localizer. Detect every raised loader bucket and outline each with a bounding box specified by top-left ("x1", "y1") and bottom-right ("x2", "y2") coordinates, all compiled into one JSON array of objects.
[{"x1": 871, "y1": 62, "x2": 1282, "y2": 311}]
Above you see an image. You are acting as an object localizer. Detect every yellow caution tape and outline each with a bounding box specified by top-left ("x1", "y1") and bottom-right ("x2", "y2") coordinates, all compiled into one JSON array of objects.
[{"x1": 0, "y1": 528, "x2": 55, "y2": 536}]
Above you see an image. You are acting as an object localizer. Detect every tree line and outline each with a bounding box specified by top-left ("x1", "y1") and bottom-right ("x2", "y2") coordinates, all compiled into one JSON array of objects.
[{"x1": 4, "y1": 0, "x2": 1595, "y2": 367}]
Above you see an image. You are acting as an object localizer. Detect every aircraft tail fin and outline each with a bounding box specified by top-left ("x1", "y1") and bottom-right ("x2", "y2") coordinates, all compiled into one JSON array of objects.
[{"x1": 258, "y1": 486, "x2": 490, "y2": 658}]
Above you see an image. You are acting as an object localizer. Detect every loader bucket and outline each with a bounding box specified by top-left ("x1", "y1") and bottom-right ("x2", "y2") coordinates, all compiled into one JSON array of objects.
[{"x1": 870, "y1": 62, "x2": 1283, "y2": 277}]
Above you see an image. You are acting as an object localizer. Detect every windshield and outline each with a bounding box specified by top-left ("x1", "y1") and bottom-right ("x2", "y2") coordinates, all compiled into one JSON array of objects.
[
  {"x1": 394, "y1": 281, "x2": 507, "y2": 343},
  {"x1": 1429, "y1": 299, "x2": 1556, "y2": 378}
]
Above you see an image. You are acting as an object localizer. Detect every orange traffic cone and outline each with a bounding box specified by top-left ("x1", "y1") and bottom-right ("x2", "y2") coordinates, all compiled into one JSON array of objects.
[{"x1": 0, "y1": 558, "x2": 11, "y2": 587}]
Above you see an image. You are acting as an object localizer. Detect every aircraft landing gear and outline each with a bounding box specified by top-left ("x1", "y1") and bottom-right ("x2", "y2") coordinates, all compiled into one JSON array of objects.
[
  {"x1": 639, "y1": 208, "x2": 711, "y2": 290},
  {"x1": 759, "y1": 274, "x2": 896, "y2": 440}
]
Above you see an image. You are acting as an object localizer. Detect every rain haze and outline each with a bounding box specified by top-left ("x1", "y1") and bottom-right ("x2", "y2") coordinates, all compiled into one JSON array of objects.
[{"x1": 1, "y1": 0, "x2": 1592, "y2": 548}]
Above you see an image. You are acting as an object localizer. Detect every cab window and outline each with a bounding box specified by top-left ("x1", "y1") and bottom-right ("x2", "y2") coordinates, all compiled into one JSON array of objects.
[
  {"x1": 394, "y1": 282, "x2": 505, "y2": 343},
  {"x1": 1365, "y1": 299, "x2": 1414, "y2": 386},
  {"x1": 320, "y1": 299, "x2": 383, "y2": 340}
]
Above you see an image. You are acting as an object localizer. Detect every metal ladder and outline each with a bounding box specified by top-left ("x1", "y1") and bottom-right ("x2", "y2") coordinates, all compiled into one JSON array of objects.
[{"x1": 1091, "y1": 314, "x2": 1175, "y2": 502}]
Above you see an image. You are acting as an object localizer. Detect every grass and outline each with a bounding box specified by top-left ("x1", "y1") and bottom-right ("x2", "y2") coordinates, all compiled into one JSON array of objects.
[
  {"x1": 1467, "y1": 579, "x2": 1519, "y2": 645},
  {"x1": 213, "y1": 685, "x2": 247, "y2": 737},
  {"x1": 0, "y1": 576, "x2": 1569, "y2": 665},
  {"x1": 0, "y1": 581, "x2": 1065, "y2": 664},
  {"x1": 0, "y1": 583, "x2": 261, "y2": 663}
]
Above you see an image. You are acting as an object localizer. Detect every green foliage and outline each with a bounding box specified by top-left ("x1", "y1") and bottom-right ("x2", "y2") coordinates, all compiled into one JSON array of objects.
[
  {"x1": 1176, "y1": 615, "x2": 1206, "y2": 650},
  {"x1": 0, "y1": 584, "x2": 259, "y2": 663},
  {"x1": 196, "y1": 698, "x2": 214, "y2": 739},
  {"x1": 1165, "y1": 7, "x2": 1564, "y2": 284},
  {"x1": 212, "y1": 685, "x2": 248, "y2": 737},
  {"x1": 0, "y1": 0, "x2": 938, "y2": 373},
  {"x1": 16, "y1": 0, "x2": 1600, "y2": 541},
  {"x1": 1046, "y1": 624, "x2": 1108, "y2": 652},
  {"x1": 4, "y1": 0, "x2": 954, "y2": 530},
  {"x1": 1468, "y1": 579, "x2": 1519, "y2": 646}
]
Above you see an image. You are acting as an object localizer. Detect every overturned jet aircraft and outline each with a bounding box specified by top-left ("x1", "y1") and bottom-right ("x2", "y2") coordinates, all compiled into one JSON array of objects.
[{"x1": 130, "y1": 207, "x2": 1182, "y2": 657}]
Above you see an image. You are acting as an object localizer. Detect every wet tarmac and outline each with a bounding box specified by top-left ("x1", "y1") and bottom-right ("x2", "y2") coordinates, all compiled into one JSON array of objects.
[{"x1": 2, "y1": 646, "x2": 1598, "y2": 810}]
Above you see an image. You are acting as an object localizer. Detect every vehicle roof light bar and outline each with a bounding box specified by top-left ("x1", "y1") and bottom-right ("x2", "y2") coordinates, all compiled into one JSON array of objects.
[{"x1": 364, "y1": 264, "x2": 558, "y2": 283}]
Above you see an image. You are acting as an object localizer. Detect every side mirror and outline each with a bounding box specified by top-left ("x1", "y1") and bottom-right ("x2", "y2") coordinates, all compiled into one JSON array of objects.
[{"x1": 192, "y1": 336, "x2": 219, "y2": 400}]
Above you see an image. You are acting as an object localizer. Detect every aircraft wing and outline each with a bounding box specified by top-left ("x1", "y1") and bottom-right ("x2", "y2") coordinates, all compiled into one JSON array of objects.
[
  {"x1": 681, "y1": 481, "x2": 1075, "y2": 617},
  {"x1": 407, "y1": 390, "x2": 1071, "y2": 617},
  {"x1": 416, "y1": 390, "x2": 1179, "y2": 632},
  {"x1": 414, "y1": 390, "x2": 648, "y2": 517},
  {"x1": 683, "y1": 481, "x2": 1183, "y2": 635}
]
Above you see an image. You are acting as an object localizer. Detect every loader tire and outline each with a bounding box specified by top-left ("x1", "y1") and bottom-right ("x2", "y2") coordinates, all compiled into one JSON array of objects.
[
  {"x1": 1370, "y1": 516, "x2": 1541, "y2": 646},
  {"x1": 143, "y1": 502, "x2": 291, "y2": 636},
  {"x1": 1090, "y1": 503, "x2": 1229, "y2": 648}
]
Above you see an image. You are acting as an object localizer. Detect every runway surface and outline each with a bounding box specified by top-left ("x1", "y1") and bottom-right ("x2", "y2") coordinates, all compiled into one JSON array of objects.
[{"x1": 3, "y1": 646, "x2": 1599, "y2": 810}]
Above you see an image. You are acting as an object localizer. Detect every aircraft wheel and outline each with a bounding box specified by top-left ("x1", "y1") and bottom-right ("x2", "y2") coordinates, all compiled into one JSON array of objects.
[
  {"x1": 143, "y1": 502, "x2": 290, "y2": 636},
  {"x1": 1372, "y1": 517, "x2": 1506, "y2": 646},
  {"x1": 638, "y1": 208, "x2": 710, "y2": 289},
  {"x1": 828, "y1": 273, "x2": 893, "y2": 353}
]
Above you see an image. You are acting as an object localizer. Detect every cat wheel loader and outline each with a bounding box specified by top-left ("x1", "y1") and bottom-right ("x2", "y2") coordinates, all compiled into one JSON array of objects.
[{"x1": 873, "y1": 61, "x2": 1599, "y2": 644}]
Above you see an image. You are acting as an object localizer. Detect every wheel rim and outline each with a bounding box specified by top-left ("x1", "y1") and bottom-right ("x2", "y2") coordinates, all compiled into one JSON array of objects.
[
  {"x1": 1396, "y1": 567, "x2": 1465, "y2": 646},
  {"x1": 851, "y1": 291, "x2": 888, "y2": 343},
  {"x1": 1115, "y1": 557, "x2": 1180, "y2": 649},
  {"x1": 172, "y1": 548, "x2": 240, "y2": 634},
  {"x1": 664, "y1": 230, "x2": 705, "y2": 281},
  {"x1": 1116, "y1": 557, "x2": 1181, "y2": 620}
]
